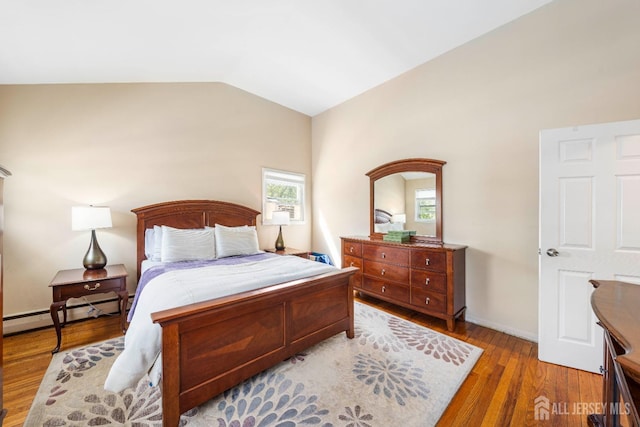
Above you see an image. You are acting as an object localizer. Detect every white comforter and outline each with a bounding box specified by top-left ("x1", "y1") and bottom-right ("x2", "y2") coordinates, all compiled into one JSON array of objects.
[{"x1": 104, "y1": 255, "x2": 336, "y2": 392}]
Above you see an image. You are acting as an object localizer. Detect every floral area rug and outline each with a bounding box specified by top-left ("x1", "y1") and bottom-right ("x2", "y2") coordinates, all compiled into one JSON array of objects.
[{"x1": 25, "y1": 302, "x2": 482, "y2": 426}]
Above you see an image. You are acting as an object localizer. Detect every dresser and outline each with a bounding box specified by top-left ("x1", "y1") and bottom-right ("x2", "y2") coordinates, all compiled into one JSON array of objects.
[
  {"x1": 341, "y1": 236, "x2": 466, "y2": 331},
  {"x1": 588, "y1": 279, "x2": 640, "y2": 426}
]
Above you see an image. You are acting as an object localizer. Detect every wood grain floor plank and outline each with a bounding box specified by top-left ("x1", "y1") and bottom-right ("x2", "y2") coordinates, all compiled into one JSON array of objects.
[{"x1": 2, "y1": 297, "x2": 602, "y2": 426}]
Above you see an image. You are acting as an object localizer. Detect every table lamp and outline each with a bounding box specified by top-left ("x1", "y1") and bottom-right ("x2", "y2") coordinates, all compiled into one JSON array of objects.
[
  {"x1": 392, "y1": 214, "x2": 406, "y2": 224},
  {"x1": 72, "y1": 206, "x2": 112, "y2": 269},
  {"x1": 272, "y1": 211, "x2": 290, "y2": 251}
]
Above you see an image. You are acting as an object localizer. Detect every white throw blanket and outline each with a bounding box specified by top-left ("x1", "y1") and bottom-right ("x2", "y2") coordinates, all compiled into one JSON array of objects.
[{"x1": 104, "y1": 256, "x2": 336, "y2": 392}]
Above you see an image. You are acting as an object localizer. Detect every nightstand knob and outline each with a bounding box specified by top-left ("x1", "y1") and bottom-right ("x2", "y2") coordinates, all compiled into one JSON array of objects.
[
  {"x1": 425, "y1": 297, "x2": 430, "y2": 305},
  {"x1": 425, "y1": 258, "x2": 430, "y2": 266},
  {"x1": 381, "y1": 269, "x2": 385, "y2": 276},
  {"x1": 350, "y1": 247, "x2": 354, "y2": 253},
  {"x1": 350, "y1": 262, "x2": 355, "y2": 267},
  {"x1": 381, "y1": 285, "x2": 386, "y2": 293},
  {"x1": 425, "y1": 278, "x2": 430, "y2": 285},
  {"x1": 84, "y1": 283, "x2": 101, "y2": 291},
  {"x1": 381, "y1": 252, "x2": 386, "y2": 259}
]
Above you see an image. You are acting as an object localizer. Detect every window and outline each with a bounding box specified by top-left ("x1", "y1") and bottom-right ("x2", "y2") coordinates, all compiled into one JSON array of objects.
[
  {"x1": 415, "y1": 188, "x2": 436, "y2": 222},
  {"x1": 262, "y1": 168, "x2": 305, "y2": 224}
]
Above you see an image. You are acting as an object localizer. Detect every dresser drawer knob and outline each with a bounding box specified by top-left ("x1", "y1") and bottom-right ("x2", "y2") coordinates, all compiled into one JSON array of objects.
[
  {"x1": 381, "y1": 268, "x2": 386, "y2": 276},
  {"x1": 425, "y1": 258, "x2": 430, "y2": 266},
  {"x1": 350, "y1": 247, "x2": 354, "y2": 253},
  {"x1": 350, "y1": 262, "x2": 355, "y2": 267},
  {"x1": 381, "y1": 285, "x2": 386, "y2": 293},
  {"x1": 425, "y1": 297, "x2": 430, "y2": 305},
  {"x1": 84, "y1": 283, "x2": 101, "y2": 291},
  {"x1": 381, "y1": 252, "x2": 386, "y2": 259},
  {"x1": 425, "y1": 278, "x2": 430, "y2": 285}
]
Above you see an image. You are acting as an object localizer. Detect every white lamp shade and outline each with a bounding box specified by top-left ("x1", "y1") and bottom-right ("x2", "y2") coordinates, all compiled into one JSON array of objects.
[
  {"x1": 392, "y1": 214, "x2": 406, "y2": 223},
  {"x1": 72, "y1": 206, "x2": 112, "y2": 231},
  {"x1": 271, "y1": 211, "x2": 290, "y2": 226}
]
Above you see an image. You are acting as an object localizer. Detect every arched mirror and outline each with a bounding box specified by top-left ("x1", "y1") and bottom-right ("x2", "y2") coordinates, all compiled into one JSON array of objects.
[{"x1": 367, "y1": 158, "x2": 445, "y2": 244}]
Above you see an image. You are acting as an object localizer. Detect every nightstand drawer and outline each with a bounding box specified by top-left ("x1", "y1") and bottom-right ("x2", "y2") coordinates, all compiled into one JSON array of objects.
[{"x1": 56, "y1": 278, "x2": 124, "y2": 299}]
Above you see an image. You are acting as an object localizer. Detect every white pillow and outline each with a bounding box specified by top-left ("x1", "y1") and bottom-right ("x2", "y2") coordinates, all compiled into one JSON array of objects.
[
  {"x1": 214, "y1": 224, "x2": 261, "y2": 258},
  {"x1": 152, "y1": 225, "x2": 163, "y2": 261},
  {"x1": 160, "y1": 225, "x2": 216, "y2": 262},
  {"x1": 144, "y1": 228, "x2": 155, "y2": 260}
]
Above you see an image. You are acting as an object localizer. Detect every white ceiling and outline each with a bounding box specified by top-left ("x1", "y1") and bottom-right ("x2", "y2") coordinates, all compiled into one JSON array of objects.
[{"x1": 0, "y1": 0, "x2": 552, "y2": 116}]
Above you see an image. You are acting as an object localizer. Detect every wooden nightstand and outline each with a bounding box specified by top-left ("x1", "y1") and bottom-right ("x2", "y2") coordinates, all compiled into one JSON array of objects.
[
  {"x1": 49, "y1": 264, "x2": 128, "y2": 353},
  {"x1": 265, "y1": 248, "x2": 310, "y2": 259}
]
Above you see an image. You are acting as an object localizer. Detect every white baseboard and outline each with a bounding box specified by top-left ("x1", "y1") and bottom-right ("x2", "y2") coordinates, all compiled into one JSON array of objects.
[
  {"x1": 3, "y1": 299, "x2": 124, "y2": 335},
  {"x1": 465, "y1": 314, "x2": 538, "y2": 343}
]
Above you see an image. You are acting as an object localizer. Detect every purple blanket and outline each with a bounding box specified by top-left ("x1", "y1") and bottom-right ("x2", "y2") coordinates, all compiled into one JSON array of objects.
[{"x1": 128, "y1": 252, "x2": 277, "y2": 321}]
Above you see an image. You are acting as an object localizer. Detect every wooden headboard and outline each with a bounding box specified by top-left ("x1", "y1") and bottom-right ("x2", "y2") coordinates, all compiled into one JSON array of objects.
[
  {"x1": 132, "y1": 200, "x2": 261, "y2": 281},
  {"x1": 374, "y1": 208, "x2": 392, "y2": 224}
]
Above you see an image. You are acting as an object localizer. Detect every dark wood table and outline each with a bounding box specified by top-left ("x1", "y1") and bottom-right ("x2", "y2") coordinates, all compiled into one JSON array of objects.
[
  {"x1": 589, "y1": 279, "x2": 640, "y2": 426},
  {"x1": 264, "y1": 247, "x2": 309, "y2": 258},
  {"x1": 49, "y1": 264, "x2": 128, "y2": 353}
]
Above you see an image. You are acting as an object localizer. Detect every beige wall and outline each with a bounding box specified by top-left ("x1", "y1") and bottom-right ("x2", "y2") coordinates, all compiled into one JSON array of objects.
[
  {"x1": 312, "y1": 0, "x2": 640, "y2": 340},
  {"x1": 2, "y1": 0, "x2": 639, "y2": 340},
  {"x1": 0, "y1": 82, "x2": 311, "y2": 330},
  {"x1": 374, "y1": 173, "x2": 404, "y2": 215}
]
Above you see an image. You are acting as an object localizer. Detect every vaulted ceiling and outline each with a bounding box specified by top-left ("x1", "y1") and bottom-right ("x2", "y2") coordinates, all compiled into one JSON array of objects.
[{"x1": 0, "y1": 0, "x2": 552, "y2": 116}]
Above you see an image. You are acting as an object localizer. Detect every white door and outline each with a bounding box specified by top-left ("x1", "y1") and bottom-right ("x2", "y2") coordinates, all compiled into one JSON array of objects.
[{"x1": 539, "y1": 119, "x2": 640, "y2": 373}]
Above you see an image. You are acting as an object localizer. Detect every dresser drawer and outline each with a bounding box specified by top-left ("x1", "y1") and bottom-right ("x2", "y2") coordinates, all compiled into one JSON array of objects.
[
  {"x1": 411, "y1": 270, "x2": 447, "y2": 293},
  {"x1": 343, "y1": 241, "x2": 362, "y2": 257},
  {"x1": 352, "y1": 272, "x2": 363, "y2": 289},
  {"x1": 411, "y1": 288, "x2": 446, "y2": 313},
  {"x1": 363, "y1": 277, "x2": 409, "y2": 303},
  {"x1": 343, "y1": 254, "x2": 362, "y2": 269},
  {"x1": 56, "y1": 278, "x2": 124, "y2": 300},
  {"x1": 410, "y1": 249, "x2": 446, "y2": 272},
  {"x1": 363, "y1": 260, "x2": 409, "y2": 283},
  {"x1": 363, "y1": 244, "x2": 409, "y2": 266}
]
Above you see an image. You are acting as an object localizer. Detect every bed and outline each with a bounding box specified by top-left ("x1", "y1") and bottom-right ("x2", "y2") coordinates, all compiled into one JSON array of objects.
[
  {"x1": 373, "y1": 208, "x2": 405, "y2": 233},
  {"x1": 116, "y1": 200, "x2": 357, "y2": 427}
]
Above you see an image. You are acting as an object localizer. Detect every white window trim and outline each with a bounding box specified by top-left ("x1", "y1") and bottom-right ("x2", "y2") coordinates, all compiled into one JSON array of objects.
[
  {"x1": 415, "y1": 188, "x2": 436, "y2": 223},
  {"x1": 262, "y1": 168, "x2": 306, "y2": 225}
]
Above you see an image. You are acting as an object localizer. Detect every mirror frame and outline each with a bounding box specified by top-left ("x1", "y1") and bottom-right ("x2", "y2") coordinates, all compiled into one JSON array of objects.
[{"x1": 366, "y1": 158, "x2": 445, "y2": 244}]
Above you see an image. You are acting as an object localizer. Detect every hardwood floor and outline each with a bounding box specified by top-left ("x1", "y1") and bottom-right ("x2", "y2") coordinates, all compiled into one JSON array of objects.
[
  {"x1": 3, "y1": 314, "x2": 123, "y2": 427},
  {"x1": 3, "y1": 297, "x2": 601, "y2": 426}
]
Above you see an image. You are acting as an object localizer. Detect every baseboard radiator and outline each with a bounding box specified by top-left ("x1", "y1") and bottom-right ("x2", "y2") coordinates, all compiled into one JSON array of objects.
[{"x1": 3, "y1": 296, "x2": 129, "y2": 335}]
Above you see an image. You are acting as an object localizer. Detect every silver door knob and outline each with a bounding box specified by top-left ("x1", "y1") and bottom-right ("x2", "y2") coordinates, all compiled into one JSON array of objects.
[{"x1": 546, "y1": 248, "x2": 559, "y2": 257}]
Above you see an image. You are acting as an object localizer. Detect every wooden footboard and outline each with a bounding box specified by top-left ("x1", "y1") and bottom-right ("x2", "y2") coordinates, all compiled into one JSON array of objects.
[{"x1": 152, "y1": 266, "x2": 357, "y2": 427}]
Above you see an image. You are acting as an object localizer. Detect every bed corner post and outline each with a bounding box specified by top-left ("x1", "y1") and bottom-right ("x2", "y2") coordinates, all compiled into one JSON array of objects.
[
  {"x1": 347, "y1": 274, "x2": 355, "y2": 339},
  {"x1": 160, "y1": 322, "x2": 181, "y2": 427}
]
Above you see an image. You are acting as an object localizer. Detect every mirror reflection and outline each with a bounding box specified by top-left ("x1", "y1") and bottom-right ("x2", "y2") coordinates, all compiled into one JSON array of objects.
[
  {"x1": 367, "y1": 158, "x2": 444, "y2": 244},
  {"x1": 374, "y1": 172, "x2": 436, "y2": 237}
]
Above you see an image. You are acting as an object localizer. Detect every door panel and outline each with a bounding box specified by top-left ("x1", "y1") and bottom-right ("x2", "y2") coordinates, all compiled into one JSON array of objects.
[
  {"x1": 557, "y1": 270, "x2": 595, "y2": 345},
  {"x1": 559, "y1": 177, "x2": 593, "y2": 248},
  {"x1": 617, "y1": 176, "x2": 640, "y2": 250},
  {"x1": 539, "y1": 118, "x2": 640, "y2": 373}
]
